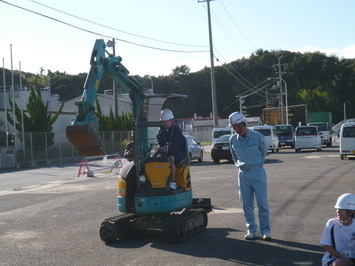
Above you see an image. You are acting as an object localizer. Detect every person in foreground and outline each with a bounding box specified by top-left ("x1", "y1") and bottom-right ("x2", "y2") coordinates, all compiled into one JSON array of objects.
[
  {"x1": 228, "y1": 111, "x2": 271, "y2": 241},
  {"x1": 156, "y1": 109, "x2": 186, "y2": 190},
  {"x1": 320, "y1": 193, "x2": 355, "y2": 266}
]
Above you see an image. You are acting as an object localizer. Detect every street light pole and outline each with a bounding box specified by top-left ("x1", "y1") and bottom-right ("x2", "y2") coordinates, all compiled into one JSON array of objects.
[
  {"x1": 10, "y1": 44, "x2": 16, "y2": 151},
  {"x1": 19, "y1": 61, "x2": 25, "y2": 154}
]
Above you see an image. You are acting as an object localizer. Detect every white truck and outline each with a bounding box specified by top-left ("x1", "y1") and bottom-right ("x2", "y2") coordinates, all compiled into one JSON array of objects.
[{"x1": 307, "y1": 122, "x2": 332, "y2": 147}]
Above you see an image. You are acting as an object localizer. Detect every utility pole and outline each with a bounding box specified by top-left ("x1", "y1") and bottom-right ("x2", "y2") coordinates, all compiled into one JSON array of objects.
[
  {"x1": 272, "y1": 59, "x2": 286, "y2": 124},
  {"x1": 278, "y1": 59, "x2": 283, "y2": 124},
  {"x1": 239, "y1": 95, "x2": 244, "y2": 113},
  {"x1": 198, "y1": 0, "x2": 218, "y2": 128}
]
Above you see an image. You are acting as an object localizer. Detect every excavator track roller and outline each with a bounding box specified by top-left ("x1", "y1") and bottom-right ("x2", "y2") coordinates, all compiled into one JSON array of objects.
[{"x1": 162, "y1": 208, "x2": 208, "y2": 243}]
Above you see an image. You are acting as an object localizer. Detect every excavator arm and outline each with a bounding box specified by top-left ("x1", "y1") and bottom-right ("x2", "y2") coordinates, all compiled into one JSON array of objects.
[{"x1": 66, "y1": 39, "x2": 145, "y2": 157}]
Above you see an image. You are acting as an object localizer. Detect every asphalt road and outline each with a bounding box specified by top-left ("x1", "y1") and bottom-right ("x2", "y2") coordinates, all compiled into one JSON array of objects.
[{"x1": 1, "y1": 144, "x2": 354, "y2": 266}]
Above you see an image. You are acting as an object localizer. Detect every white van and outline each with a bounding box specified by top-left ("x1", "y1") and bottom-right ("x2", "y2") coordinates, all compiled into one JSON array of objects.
[
  {"x1": 294, "y1": 125, "x2": 321, "y2": 152},
  {"x1": 339, "y1": 122, "x2": 355, "y2": 160},
  {"x1": 252, "y1": 125, "x2": 279, "y2": 152},
  {"x1": 212, "y1": 127, "x2": 233, "y2": 143}
]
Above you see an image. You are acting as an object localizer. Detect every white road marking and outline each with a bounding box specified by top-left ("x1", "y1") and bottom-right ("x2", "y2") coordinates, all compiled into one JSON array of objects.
[{"x1": 210, "y1": 207, "x2": 243, "y2": 214}]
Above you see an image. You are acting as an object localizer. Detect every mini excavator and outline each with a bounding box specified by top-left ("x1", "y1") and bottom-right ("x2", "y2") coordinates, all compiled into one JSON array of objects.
[{"x1": 66, "y1": 39, "x2": 211, "y2": 242}]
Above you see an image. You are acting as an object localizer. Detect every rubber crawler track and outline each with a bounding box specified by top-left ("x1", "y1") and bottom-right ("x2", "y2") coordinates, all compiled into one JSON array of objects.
[
  {"x1": 162, "y1": 208, "x2": 208, "y2": 243},
  {"x1": 99, "y1": 213, "x2": 138, "y2": 243}
]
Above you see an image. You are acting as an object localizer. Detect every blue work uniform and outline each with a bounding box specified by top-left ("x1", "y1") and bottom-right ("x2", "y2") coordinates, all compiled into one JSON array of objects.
[
  {"x1": 156, "y1": 124, "x2": 186, "y2": 163},
  {"x1": 229, "y1": 129, "x2": 270, "y2": 235}
]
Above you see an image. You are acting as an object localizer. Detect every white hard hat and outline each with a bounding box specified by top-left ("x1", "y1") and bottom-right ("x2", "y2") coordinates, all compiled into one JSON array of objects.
[
  {"x1": 228, "y1": 112, "x2": 246, "y2": 127},
  {"x1": 160, "y1": 109, "x2": 174, "y2": 121},
  {"x1": 334, "y1": 193, "x2": 355, "y2": 210}
]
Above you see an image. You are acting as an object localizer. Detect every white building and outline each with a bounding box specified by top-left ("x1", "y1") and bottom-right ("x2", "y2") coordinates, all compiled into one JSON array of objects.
[{"x1": 0, "y1": 87, "x2": 132, "y2": 135}]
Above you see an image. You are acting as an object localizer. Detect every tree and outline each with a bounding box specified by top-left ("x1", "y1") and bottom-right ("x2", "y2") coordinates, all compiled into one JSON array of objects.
[
  {"x1": 49, "y1": 72, "x2": 86, "y2": 101},
  {"x1": 94, "y1": 98, "x2": 133, "y2": 131},
  {"x1": 172, "y1": 65, "x2": 190, "y2": 75},
  {"x1": 4, "y1": 49, "x2": 355, "y2": 125},
  {"x1": 7, "y1": 82, "x2": 64, "y2": 150}
]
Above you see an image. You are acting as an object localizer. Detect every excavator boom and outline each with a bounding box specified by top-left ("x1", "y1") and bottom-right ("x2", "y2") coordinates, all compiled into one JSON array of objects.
[{"x1": 66, "y1": 39, "x2": 145, "y2": 157}]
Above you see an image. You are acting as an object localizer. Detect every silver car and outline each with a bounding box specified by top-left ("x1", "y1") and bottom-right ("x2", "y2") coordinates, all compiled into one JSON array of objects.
[{"x1": 185, "y1": 135, "x2": 204, "y2": 163}]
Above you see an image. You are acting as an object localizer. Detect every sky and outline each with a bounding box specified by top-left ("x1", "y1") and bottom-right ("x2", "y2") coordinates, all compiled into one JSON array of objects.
[{"x1": 1, "y1": 0, "x2": 355, "y2": 78}]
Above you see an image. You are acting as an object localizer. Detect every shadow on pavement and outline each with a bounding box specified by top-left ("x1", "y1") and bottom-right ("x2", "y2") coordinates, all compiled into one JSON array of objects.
[
  {"x1": 265, "y1": 158, "x2": 283, "y2": 164},
  {"x1": 107, "y1": 227, "x2": 323, "y2": 265}
]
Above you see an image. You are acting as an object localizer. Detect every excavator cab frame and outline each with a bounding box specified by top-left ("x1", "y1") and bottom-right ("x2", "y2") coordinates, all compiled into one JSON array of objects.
[
  {"x1": 118, "y1": 93, "x2": 195, "y2": 215},
  {"x1": 134, "y1": 93, "x2": 188, "y2": 173}
]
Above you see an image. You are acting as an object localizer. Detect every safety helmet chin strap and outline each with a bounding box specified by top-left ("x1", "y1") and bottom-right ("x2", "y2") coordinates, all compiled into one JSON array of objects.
[
  {"x1": 340, "y1": 216, "x2": 353, "y2": 224},
  {"x1": 340, "y1": 210, "x2": 355, "y2": 225}
]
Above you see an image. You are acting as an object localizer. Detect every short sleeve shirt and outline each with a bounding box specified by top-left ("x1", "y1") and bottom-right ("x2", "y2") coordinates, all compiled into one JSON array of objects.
[{"x1": 320, "y1": 218, "x2": 355, "y2": 265}]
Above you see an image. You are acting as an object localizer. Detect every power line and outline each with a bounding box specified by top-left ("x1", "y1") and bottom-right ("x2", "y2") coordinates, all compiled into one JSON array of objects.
[
  {"x1": 220, "y1": 63, "x2": 253, "y2": 90},
  {"x1": 224, "y1": 62, "x2": 255, "y2": 88},
  {"x1": 210, "y1": 5, "x2": 249, "y2": 53},
  {"x1": 219, "y1": 0, "x2": 256, "y2": 51},
  {"x1": 213, "y1": 39, "x2": 267, "y2": 97},
  {"x1": 218, "y1": 97, "x2": 239, "y2": 116},
  {"x1": 212, "y1": 47, "x2": 256, "y2": 90},
  {"x1": 0, "y1": 0, "x2": 209, "y2": 53},
  {"x1": 27, "y1": 0, "x2": 208, "y2": 48}
]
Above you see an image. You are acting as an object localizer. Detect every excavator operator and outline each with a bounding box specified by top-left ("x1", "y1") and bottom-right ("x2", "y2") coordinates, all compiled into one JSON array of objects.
[{"x1": 156, "y1": 109, "x2": 186, "y2": 190}]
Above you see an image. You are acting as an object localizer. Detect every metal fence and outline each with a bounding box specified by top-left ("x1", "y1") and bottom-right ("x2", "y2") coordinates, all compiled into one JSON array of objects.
[
  {"x1": 13, "y1": 131, "x2": 132, "y2": 163},
  {"x1": 13, "y1": 130, "x2": 211, "y2": 161},
  {"x1": 186, "y1": 131, "x2": 212, "y2": 144},
  {"x1": 1, "y1": 129, "x2": 212, "y2": 168}
]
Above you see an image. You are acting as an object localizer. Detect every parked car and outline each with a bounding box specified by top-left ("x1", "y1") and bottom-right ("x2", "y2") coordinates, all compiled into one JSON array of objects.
[
  {"x1": 212, "y1": 127, "x2": 234, "y2": 143},
  {"x1": 185, "y1": 135, "x2": 204, "y2": 163},
  {"x1": 275, "y1": 124, "x2": 294, "y2": 148},
  {"x1": 294, "y1": 125, "x2": 321, "y2": 152},
  {"x1": 252, "y1": 125, "x2": 279, "y2": 152},
  {"x1": 211, "y1": 134, "x2": 233, "y2": 164},
  {"x1": 339, "y1": 122, "x2": 355, "y2": 160}
]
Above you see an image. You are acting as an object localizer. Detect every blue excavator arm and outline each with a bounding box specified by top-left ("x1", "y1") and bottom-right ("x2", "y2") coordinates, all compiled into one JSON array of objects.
[{"x1": 66, "y1": 39, "x2": 145, "y2": 157}]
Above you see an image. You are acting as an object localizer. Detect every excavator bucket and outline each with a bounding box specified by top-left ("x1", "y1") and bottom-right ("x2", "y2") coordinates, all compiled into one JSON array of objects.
[{"x1": 66, "y1": 124, "x2": 106, "y2": 157}]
